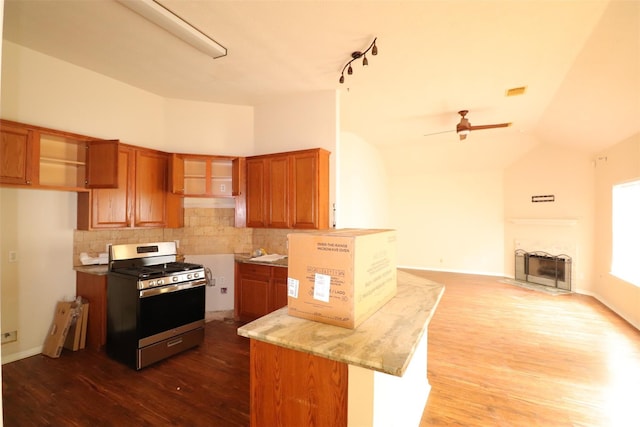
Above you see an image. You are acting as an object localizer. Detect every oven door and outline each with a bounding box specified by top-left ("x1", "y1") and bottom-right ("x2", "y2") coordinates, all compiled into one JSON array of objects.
[{"x1": 138, "y1": 279, "x2": 206, "y2": 347}]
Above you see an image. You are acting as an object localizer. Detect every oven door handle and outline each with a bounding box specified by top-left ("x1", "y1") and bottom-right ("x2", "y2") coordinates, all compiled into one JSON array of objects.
[{"x1": 139, "y1": 279, "x2": 208, "y2": 298}]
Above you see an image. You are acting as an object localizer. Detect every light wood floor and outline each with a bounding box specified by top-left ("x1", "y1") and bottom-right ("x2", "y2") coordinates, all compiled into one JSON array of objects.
[
  {"x1": 415, "y1": 270, "x2": 640, "y2": 426},
  {"x1": 2, "y1": 270, "x2": 639, "y2": 426}
]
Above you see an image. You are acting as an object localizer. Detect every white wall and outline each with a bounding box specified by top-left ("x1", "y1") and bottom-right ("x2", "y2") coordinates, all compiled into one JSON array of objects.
[
  {"x1": 389, "y1": 169, "x2": 505, "y2": 275},
  {"x1": 162, "y1": 99, "x2": 254, "y2": 155},
  {"x1": 592, "y1": 133, "x2": 640, "y2": 329},
  {"x1": 504, "y1": 143, "x2": 595, "y2": 292},
  {"x1": 0, "y1": 189, "x2": 77, "y2": 363},
  {"x1": 1, "y1": 41, "x2": 255, "y2": 154},
  {"x1": 185, "y1": 254, "x2": 235, "y2": 312},
  {"x1": 254, "y1": 91, "x2": 338, "y2": 155},
  {"x1": 336, "y1": 132, "x2": 390, "y2": 228},
  {"x1": 1, "y1": 42, "x2": 164, "y2": 146}
]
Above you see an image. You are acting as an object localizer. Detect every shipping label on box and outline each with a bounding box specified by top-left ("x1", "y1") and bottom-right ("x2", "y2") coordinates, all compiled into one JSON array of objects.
[{"x1": 287, "y1": 229, "x2": 397, "y2": 329}]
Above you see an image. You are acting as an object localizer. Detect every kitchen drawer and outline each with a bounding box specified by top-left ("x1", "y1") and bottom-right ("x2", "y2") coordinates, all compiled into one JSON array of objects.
[
  {"x1": 272, "y1": 266, "x2": 288, "y2": 280},
  {"x1": 238, "y1": 262, "x2": 271, "y2": 278}
]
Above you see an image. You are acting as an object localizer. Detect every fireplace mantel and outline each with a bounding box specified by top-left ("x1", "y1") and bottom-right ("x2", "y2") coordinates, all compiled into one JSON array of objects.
[{"x1": 508, "y1": 218, "x2": 579, "y2": 226}]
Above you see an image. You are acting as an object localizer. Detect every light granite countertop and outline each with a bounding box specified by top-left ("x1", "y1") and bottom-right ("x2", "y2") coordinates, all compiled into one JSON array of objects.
[
  {"x1": 74, "y1": 265, "x2": 109, "y2": 275},
  {"x1": 237, "y1": 269, "x2": 445, "y2": 377},
  {"x1": 234, "y1": 253, "x2": 289, "y2": 267}
]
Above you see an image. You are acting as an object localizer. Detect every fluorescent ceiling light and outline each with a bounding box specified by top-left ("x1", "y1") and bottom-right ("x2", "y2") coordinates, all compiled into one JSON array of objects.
[{"x1": 117, "y1": 0, "x2": 227, "y2": 59}]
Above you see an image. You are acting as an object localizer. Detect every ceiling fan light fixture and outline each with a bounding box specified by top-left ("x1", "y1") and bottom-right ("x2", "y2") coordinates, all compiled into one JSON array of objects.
[
  {"x1": 338, "y1": 37, "x2": 377, "y2": 84},
  {"x1": 425, "y1": 110, "x2": 511, "y2": 140}
]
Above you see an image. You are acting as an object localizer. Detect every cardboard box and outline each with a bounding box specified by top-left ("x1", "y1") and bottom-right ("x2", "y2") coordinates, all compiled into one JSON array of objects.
[
  {"x1": 43, "y1": 301, "x2": 76, "y2": 358},
  {"x1": 287, "y1": 229, "x2": 397, "y2": 328},
  {"x1": 64, "y1": 300, "x2": 89, "y2": 351}
]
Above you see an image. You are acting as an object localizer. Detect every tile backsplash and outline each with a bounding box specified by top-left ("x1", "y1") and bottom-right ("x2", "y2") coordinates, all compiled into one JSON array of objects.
[{"x1": 73, "y1": 208, "x2": 301, "y2": 266}]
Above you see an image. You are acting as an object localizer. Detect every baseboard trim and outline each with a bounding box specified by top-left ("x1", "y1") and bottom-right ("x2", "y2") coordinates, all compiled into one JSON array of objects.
[
  {"x1": 575, "y1": 289, "x2": 640, "y2": 331},
  {"x1": 2, "y1": 346, "x2": 43, "y2": 365}
]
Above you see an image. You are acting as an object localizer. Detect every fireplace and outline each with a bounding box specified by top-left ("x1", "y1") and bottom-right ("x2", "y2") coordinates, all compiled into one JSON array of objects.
[{"x1": 515, "y1": 250, "x2": 572, "y2": 291}]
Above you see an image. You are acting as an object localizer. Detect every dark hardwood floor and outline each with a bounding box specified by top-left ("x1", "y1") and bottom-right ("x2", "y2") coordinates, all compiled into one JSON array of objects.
[
  {"x1": 3, "y1": 270, "x2": 639, "y2": 426},
  {"x1": 2, "y1": 318, "x2": 251, "y2": 427}
]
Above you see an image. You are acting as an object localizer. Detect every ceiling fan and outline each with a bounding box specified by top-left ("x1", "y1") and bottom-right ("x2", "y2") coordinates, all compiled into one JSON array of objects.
[{"x1": 425, "y1": 110, "x2": 512, "y2": 141}]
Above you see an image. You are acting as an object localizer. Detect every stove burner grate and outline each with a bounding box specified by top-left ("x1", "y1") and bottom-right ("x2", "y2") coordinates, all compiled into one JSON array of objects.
[{"x1": 114, "y1": 262, "x2": 204, "y2": 279}]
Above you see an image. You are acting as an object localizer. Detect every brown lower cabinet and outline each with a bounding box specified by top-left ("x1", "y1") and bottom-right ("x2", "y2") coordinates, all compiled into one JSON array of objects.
[
  {"x1": 234, "y1": 262, "x2": 288, "y2": 322},
  {"x1": 75, "y1": 271, "x2": 107, "y2": 351}
]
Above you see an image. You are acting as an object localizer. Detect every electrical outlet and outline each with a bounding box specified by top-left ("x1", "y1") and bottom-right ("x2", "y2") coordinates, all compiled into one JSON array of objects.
[
  {"x1": 8, "y1": 251, "x2": 18, "y2": 263},
  {"x1": 220, "y1": 184, "x2": 226, "y2": 193},
  {"x1": 1, "y1": 330, "x2": 17, "y2": 344},
  {"x1": 220, "y1": 287, "x2": 228, "y2": 294}
]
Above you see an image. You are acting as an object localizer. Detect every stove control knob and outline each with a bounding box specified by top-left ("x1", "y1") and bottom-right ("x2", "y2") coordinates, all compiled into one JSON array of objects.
[
  {"x1": 187, "y1": 273, "x2": 193, "y2": 280},
  {"x1": 149, "y1": 280, "x2": 155, "y2": 287},
  {"x1": 157, "y1": 279, "x2": 164, "y2": 285},
  {"x1": 194, "y1": 272, "x2": 200, "y2": 278},
  {"x1": 172, "y1": 276, "x2": 179, "y2": 282}
]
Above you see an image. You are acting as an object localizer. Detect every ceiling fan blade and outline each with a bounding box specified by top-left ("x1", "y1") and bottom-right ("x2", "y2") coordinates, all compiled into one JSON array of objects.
[
  {"x1": 423, "y1": 129, "x2": 455, "y2": 137},
  {"x1": 469, "y1": 122, "x2": 512, "y2": 131}
]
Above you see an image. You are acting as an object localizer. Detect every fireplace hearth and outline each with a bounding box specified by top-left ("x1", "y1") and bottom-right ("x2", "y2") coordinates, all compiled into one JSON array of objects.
[{"x1": 515, "y1": 250, "x2": 572, "y2": 291}]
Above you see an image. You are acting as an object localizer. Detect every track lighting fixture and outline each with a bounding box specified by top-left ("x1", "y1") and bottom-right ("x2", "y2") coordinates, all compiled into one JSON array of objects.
[{"x1": 339, "y1": 38, "x2": 377, "y2": 84}]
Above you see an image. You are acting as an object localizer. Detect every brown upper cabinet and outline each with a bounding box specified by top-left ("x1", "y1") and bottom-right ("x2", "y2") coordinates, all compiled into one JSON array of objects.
[
  {"x1": 0, "y1": 119, "x2": 118, "y2": 191},
  {"x1": 170, "y1": 154, "x2": 243, "y2": 198},
  {"x1": 77, "y1": 145, "x2": 183, "y2": 230},
  {"x1": 246, "y1": 148, "x2": 330, "y2": 229}
]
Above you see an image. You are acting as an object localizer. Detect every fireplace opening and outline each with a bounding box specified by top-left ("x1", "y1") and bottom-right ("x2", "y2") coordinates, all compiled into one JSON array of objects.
[{"x1": 515, "y1": 250, "x2": 572, "y2": 291}]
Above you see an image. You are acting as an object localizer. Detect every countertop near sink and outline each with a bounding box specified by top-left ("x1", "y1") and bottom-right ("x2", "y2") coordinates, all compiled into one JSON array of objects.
[{"x1": 234, "y1": 253, "x2": 288, "y2": 267}]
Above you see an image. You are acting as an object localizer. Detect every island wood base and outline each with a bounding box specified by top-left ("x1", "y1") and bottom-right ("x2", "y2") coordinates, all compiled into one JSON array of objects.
[
  {"x1": 250, "y1": 339, "x2": 348, "y2": 426},
  {"x1": 249, "y1": 331, "x2": 430, "y2": 427}
]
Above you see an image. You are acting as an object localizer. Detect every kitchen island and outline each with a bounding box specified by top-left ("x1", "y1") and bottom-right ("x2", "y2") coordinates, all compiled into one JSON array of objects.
[{"x1": 237, "y1": 269, "x2": 445, "y2": 427}]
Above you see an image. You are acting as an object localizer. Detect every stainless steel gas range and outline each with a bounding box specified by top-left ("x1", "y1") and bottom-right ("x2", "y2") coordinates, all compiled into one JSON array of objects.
[{"x1": 107, "y1": 242, "x2": 206, "y2": 370}]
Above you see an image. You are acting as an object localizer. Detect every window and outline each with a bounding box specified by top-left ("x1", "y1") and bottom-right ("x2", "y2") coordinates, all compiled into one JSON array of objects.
[{"x1": 611, "y1": 179, "x2": 640, "y2": 286}]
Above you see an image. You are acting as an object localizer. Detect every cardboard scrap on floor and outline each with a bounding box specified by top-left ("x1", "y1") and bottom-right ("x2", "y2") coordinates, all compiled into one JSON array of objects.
[
  {"x1": 64, "y1": 299, "x2": 89, "y2": 351},
  {"x1": 42, "y1": 298, "x2": 89, "y2": 358}
]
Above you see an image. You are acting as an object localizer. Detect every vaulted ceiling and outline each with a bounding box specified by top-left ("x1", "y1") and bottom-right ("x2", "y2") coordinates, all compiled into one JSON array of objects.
[{"x1": 3, "y1": 0, "x2": 639, "y2": 170}]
